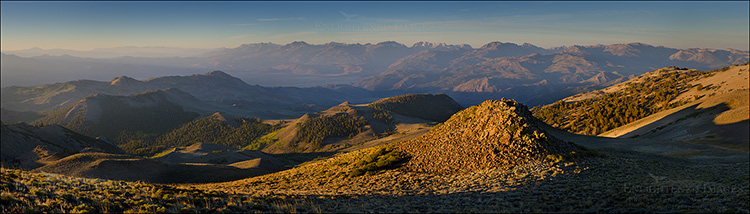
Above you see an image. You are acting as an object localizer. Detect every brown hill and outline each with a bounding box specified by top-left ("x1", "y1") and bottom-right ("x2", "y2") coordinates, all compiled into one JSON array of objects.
[
  {"x1": 1, "y1": 123, "x2": 124, "y2": 169},
  {"x1": 259, "y1": 102, "x2": 379, "y2": 154},
  {"x1": 396, "y1": 99, "x2": 581, "y2": 174},
  {"x1": 259, "y1": 94, "x2": 463, "y2": 154}
]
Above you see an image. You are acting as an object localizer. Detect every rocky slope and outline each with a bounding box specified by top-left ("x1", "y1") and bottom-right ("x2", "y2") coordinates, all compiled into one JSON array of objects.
[{"x1": 396, "y1": 99, "x2": 581, "y2": 174}]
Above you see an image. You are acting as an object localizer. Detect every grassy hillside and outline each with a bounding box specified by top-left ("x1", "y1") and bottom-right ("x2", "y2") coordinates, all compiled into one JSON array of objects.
[
  {"x1": 259, "y1": 94, "x2": 461, "y2": 154},
  {"x1": 294, "y1": 114, "x2": 367, "y2": 149},
  {"x1": 0, "y1": 168, "x2": 316, "y2": 213},
  {"x1": 117, "y1": 113, "x2": 277, "y2": 156},
  {"x1": 532, "y1": 63, "x2": 748, "y2": 135},
  {"x1": 260, "y1": 102, "x2": 374, "y2": 154},
  {"x1": 594, "y1": 63, "x2": 749, "y2": 152}
]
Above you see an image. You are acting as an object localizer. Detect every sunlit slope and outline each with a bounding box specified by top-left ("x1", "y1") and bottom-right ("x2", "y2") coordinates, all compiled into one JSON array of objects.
[
  {"x1": 534, "y1": 63, "x2": 748, "y2": 136},
  {"x1": 259, "y1": 94, "x2": 463, "y2": 154},
  {"x1": 598, "y1": 64, "x2": 748, "y2": 151}
]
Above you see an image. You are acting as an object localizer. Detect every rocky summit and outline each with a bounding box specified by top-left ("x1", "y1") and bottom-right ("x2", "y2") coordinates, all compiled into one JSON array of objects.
[{"x1": 397, "y1": 98, "x2": 580, "y2": 174}]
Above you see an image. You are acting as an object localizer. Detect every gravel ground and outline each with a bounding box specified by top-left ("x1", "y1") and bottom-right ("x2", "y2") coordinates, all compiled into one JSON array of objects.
[{"x1": 192, "y1": 147, "x2": 749, "y2": 213}]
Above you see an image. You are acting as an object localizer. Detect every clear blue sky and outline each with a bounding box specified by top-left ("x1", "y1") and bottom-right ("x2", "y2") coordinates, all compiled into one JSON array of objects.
[{"x1": 1, "y1": 1, "x2": 748, "y2": 50}]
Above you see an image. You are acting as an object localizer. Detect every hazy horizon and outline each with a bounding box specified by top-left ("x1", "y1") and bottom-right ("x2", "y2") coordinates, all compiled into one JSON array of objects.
[
  {"x1": 2, "y1": 1, "x2": 748, "y2": 51},
  {"x1": 4, "y1": 40, "x2": 750, "y2": 53}
]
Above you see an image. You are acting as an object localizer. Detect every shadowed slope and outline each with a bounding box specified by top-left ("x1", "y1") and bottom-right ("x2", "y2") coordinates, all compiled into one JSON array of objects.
[{"x1": 1, "y1": 123, "x2": 124, "y2": 169}]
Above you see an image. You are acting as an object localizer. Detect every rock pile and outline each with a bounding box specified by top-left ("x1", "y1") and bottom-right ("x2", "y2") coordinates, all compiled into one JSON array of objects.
[{"x1": 396, "y1": 99, "x2": 580, "y2": 174}]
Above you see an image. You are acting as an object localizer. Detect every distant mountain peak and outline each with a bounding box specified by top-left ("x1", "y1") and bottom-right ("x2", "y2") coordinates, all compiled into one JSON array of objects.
[
  {"x1": 210, "y1": 112, "x2": 240, "y2": 127},
  {"x1": 480, "y1": 41, "x2": 519, "y2": 50},
  {"x1": 205, "y1": 70, "x2": 231, "y2": 77},
  {"x1": 627, "y1": 42, "x2": 651, "y2": 47},
  {"x1": 109, "y1": 76, "x2": 139, "y2": 86},
  {"x1": 412, "y1": 41, "x2": 445, "y2": 48},
  {"x1": 521, "y1": 42, "x2": 539, "y2": 48},
  {"x1": 376, "y1": 41, "x2": 407, "y2": 48},
  {"x1": 288, "y1": 41, "x2": 310, "y2": 47},
  {"x1": 412, "y1": 42, "x2": 474, "y2": 50},
  {"x1": 325, "y1": 42, "x2": 346, "y2": 46}
]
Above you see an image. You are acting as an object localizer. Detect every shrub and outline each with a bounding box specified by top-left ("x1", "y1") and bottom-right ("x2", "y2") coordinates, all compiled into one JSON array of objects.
[
  {"x1": 72, "y1": 204, "x2": 97, "y2": 213},
  {"x1": 349, "y1": 146, "x2": 404, "y2": 177}
]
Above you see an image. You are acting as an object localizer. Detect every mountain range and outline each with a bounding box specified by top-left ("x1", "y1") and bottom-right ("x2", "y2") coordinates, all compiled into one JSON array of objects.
[
  {"x1": 5, "y1": 41, "x2": 744, "y2": 108},
  {"x1": 0, "y1": 70, "x2": 391, "y2": 117}
]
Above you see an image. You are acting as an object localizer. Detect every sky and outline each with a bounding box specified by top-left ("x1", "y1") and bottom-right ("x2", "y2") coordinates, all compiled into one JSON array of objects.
[{"x1": 1, "y1": 1, "x2": 749, "y2": 51}]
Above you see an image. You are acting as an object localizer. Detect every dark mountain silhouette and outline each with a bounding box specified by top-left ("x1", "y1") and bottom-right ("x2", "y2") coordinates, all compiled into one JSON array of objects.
[{"x1": 1, "y1": 71, "x2": 392, "y2": 117}]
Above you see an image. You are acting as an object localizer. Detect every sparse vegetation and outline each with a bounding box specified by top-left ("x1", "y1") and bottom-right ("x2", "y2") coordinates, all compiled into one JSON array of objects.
[
  {"x1": 294, "y1": 114, "x2": 367, "y2": 148},
  {"x1": 532, "y1": 67, "x2": 722, "y2": 135},
  {"x1": 244, "y1": 128, "x2": 285, "y2": 151},
  {"x1": 118, "y1": 116, "x2": 277, "y2": 156},
  {"x1": 0, "y1": 168, "x2": 317, "y2": 213},
  {"x1": 370, "y1": 109, "x2": 394, "y2": 125},
  {"x1": 545, "y1": 145, "x2": 599, "y2": 163},
  {"x1": 349, "y1": 146, "x2": 404, "y2": 177}
]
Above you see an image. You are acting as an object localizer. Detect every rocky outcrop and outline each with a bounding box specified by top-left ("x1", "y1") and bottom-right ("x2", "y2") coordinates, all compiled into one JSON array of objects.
[{"x1": 397, "y1": 99, "x2": 580, "y2": 174}]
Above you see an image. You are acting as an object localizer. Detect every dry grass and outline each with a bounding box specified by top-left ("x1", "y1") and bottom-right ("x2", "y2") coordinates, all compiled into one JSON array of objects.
[{"x1": 0, "y1": 168, "x2": 319, "y2": 213}]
